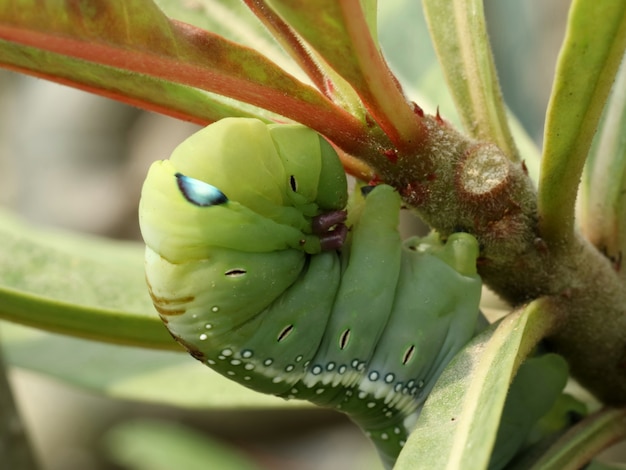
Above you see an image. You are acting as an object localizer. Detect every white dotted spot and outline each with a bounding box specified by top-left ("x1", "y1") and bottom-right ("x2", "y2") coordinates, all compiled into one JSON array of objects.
[
  {"x1": 241, "y1": 350, "x2": 253, "y2": 358},
  {"x1": 291, "y1": 388, "x2": 298, "y2": 394},
  {"x1": 230, "y1": 359, "x2": 242, "y2": 366},
  {"x1": 338, "y1": 365, "x2": 347, "y2": 374},
  {"x1": 192, "y1": 314, "x2": 198, "y2": 319},
  {"x1": 385, "y1": 411, "x2": 393, "y2": 418},
  {"x1": 264, "y1": 359, "x2": 273, "y2": 366},
  {"x1": 418, "y1": 380, "x2": 425, "y2": 388},
  {"x1": 351, "y1": 359, "x2": 360, "y2": 368},
  {"x1": 326, "y1": 362, "x2": 336, "y2": 371},
  {"x1": 217, "y1": 355, "x2": 226, "y2": 360},
  {"x1": 272, "y1": 377, "x2": 283, "y2": 384},
  {"x1": 199, "y1": 334, "x2": 208, "y2": 341},
  {"x1": 207, "y1": 359, "x2": 216, "y2": 365},
  {"x1": 407, "y1": 379, "x2": 415, "y2": 388},
  {"x1": 367, "y1": 402, "x2": 376, "y2": 408},
  {"x1": 204, "y1": 323, "x2": 212, "y2": 330},
  {"x1": 311, "y1": 365, "x2": 323, "y2": 375},
  {"x1": 227, "y1": 371, "x2": 236, "y2": 376},
  {"x1": 400, "y1": 440, "x2": 406, "y2": 447},
  {"x1": 316, "y1": 388, "x2": 325, "y2": 395},
  {"x1": 368, "y1": 371, "x2": 379, "y2": 381},
  {"x1": 244, "y1": 364, "x2": 254, "y2": 371},
  {"x1": 394, "y1": 427, "x2": 401, "y2": 434},
  {"x1": 385, "y1": 373, "x2": 395, "y2": 383},
  {"x1": 211, "y1": 306, "x2": 219, "y2": 312},
  {"x1": 285, "y1": 365, "x2": 295, "y2": 372},
  {"x1": 358, "y1": 391, "x2": 367, "y2": 399},
  {"x1": 295, "y1": 355, "x2": 303, "y2": 362},
  {"x1": 394, "y1": 383, "x2": 403, "y2": 392},
  {"x1": 381, "y1": 433, "x2": 389, "y2": 440},
  {"x1": 222, "y1": 349, "x2": 233, "y2": 357},
  {"x1": 357, "y1": 362, "x2": 365, "y2": 371},
  {"x1": 244, "y1": 376, "x2": 251, "y2": 381}
]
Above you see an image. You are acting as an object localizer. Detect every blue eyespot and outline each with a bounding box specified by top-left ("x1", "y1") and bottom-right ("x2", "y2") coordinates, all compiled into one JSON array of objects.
[
  {"x1": 360, "y1": 185, "x2": 377, "y2": 197},
  {"x1": 175, "y1": 173, "x2": 228, "y2": 207}
]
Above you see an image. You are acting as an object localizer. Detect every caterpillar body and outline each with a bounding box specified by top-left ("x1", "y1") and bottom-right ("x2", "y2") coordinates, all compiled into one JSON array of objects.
[{"x1": 139, "y1": 118, "x2": 482, "y2": 467}]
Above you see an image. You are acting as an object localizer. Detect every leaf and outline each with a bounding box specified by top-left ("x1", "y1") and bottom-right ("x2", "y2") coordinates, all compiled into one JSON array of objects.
[
  {"x1": 489, "y1": 354, "x2": 569, "y2": 470},
  {"x1": 154, "y1": 0, "x2": 296, "y2": 71},
  {"x1": 538, "y1": 0, "x2": 626, "y2": 245},
  {"x1": 0, "y1": 210, "x2": 172, "y2": 348},
  {"x1": 394, "y1": 298, "x2": 559, "y2": 470},
  {"x1": 529, "y1": 408, "x2": 626, "y2": 470},
  {"x1": 422, "y1": 0, "x2": 519, "y2": 161},
  {"x1": 2, "y1": 322, "x2": 298, "y2": 409},
  {"x1": 104, "y1": 419, "x2": 264, "y2": 470},
  {"x1": 266, "y1": 0, "x2": 423, "y2": 151},
  {"x1": 243, "y1": 0, "x2": 368, "y2": 120},
  {"x1": 0, "y1": 0, "x2": 367, "y2": 147},
  {"x1": 586, "y1": 461, "x2": 626, "y2": 470},
  {"x1": 578, "y1": 59, "x2": 626, "y2": 280}
]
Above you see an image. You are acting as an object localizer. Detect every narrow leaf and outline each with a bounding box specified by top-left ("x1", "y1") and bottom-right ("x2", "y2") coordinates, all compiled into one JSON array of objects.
[
  {"x1": 0, "y1": 211, "x2": 173, "y2": 349},
  {"x1": 104, "y1": 419, "x2": 264, "y2": 470},
  {"x1": 395, "y1": 298, "x2": 560, "y2": 470},
  {"x1": 244, "y1": 0, "x2": 369, "y2": 121},
  {"x1": 267, "y1": 0, "x2": 424, "y2": 152},
  {"x1": 489, "y1": 354, "x2": 569, "y2": 470},
  {"x1": 0, "y1": 40, "x2": 276, "y2": 125},
  {"x1": 578, "y1": 59, "x2": 626, "y2": 279},
  {"x1": 0, "y1": 0, "x2": 369, "y2": 152},
  {"x1": 2, "y1": 322, "x2": 295, "y2": 409},
  {"x1": 422, "y1": 0, "x2": 519, "y2": 161},
  {"x1": 538, "y1": 1, "x2": 626, "y2": 245},
  {"x1": 529, "y1": 408, "x2": 626, "y2": 470},
  {"x1": 154, "y1": 0, "x2": 295, "y2": 73}
]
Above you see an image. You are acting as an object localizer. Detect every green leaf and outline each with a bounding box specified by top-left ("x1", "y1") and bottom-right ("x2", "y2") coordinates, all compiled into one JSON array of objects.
[
  {"x1": 529, "y1": 408, "x2": 626, "y2": 470},
  {"x1": 155, "y1": 0, "x2": 290, "y2": 67},
  {"x1": 104, "y1": 419, "x2": 264, "y2": 470},
  {"x1": 267, "y1": 0, "x2": 422, "y2": 151},
  {"x1": 538, "y1": 0, "x2": 626, "y2": 245},
  {"x1": 0, "y1": 210, "x2": 172, "y2": 348},
  {"x1": 422, "y1": 0, "x2": 519, "y2": 161},
  {"x1": 2, "y1": 321, "x2": 299, "y2": 409},
  {"x1": 489, "y1": 354, "x2": 569, "y2": 470},
  {"x1": 586, "y1": 461, "x2": 626, "y2": 470},
  {"x1": 377, "y1": 0, "x2": 455, "y2": 116},
  {"x1": 243, "y1": 0, "x2": 368, "y2": 121},
  {"x1": 395, "y1": 298, "x2": 559, "y2": 470},
  {"x1": 0, "y1": 0, "x2": 365, "y2": 141},
  {"x1": 578, "y1": 60, "x2": 626, "y2": 279}
]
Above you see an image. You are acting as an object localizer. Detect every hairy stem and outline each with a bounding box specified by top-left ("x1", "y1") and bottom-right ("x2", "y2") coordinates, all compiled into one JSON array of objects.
[{"x1": 355, "y1": 113, "x2": 626, "y2": 405}]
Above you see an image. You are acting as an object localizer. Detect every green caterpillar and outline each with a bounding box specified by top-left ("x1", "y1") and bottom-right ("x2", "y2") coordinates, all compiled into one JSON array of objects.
[{"x1": 139, "y1": 118, "x2": 482, "y2": 467}]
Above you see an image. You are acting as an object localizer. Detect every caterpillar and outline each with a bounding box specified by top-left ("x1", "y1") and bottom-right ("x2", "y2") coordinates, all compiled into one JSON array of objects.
[{"x1": 139, "y1": 118, "x2": 482, "y2": 467}]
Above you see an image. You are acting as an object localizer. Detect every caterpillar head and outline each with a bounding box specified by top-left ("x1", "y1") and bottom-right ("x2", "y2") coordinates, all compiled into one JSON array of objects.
[
  {"x1": 139, "y1": 119, "x2": 350, "y2": 262},
  {"x1": 166, "y1": 118, "x2": 347, "y2": 218}
]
